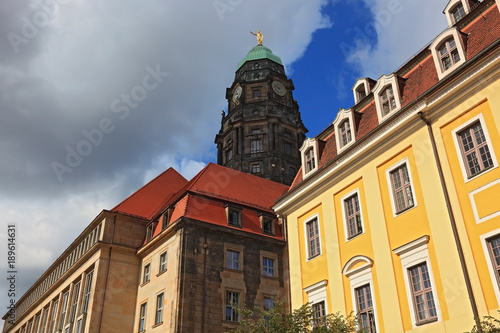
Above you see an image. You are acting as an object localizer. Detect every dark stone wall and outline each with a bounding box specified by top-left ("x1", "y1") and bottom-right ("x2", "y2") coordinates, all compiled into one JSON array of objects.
[{"x1": 177, "y1": 219, "x2": 286, "y2": 333}]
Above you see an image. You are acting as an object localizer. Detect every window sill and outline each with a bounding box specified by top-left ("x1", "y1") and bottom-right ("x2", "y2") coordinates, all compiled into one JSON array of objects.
[
  {"x1": 394, "y1": 204, "x2": 416, "y2": 216},
  {"x1": 346, "y1": 231, "x2": 364, "y2": 242},
  {"x1": 261, "y1": 274, "x2": 279, "y2": 280},
  {"x1": 152, "y1": 321, "x2": 163, "y2": 328},
  {"x1": 156, "y1": 270, "x2": 167, "y2": 277},
  {"x1": 415, "y1": 317, "x2": 438, "y2": 326},
  {"x1": 140, "y1": 280, "x2": 150, "y2": 287}
]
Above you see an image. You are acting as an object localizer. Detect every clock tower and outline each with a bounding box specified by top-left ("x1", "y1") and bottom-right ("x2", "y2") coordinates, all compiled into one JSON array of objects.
[{"x1": 215, "y1": 39, "x2": 307, "y2": 185}]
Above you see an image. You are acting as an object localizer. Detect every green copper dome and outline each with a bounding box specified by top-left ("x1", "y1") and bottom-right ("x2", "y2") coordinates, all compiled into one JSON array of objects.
[{"x1": 236, "y1": 44, "x2": 283, "y2": 70}]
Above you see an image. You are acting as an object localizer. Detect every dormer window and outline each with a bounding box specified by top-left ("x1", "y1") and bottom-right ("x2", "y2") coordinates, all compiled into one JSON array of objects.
[
  {"x1": 334, "y1": 108, "x2": 356, "y2": 152},
  {"x1": 444, "y1": 0, "x2": 478, "y2": 26},
  {"x1": 372, "y1": 74, "x2": 403, "y2": 122},
  {"x1": 439, "y1": 38, "x2": 460, "y2": 71},
  {"x1": 352, "y1": 78, "x2": 375, "y2": 104},
  {"x1": 300, "y1": 138, "x2": 319, "y2": 178},
  {"x1": 430, "y1": 28, "x2": 466, "y2": 80},
  {"x1": 305, "y1": 148, "x2": 315, "y2": 172},
  {"x1": 451, "y1": 3, "x2": 466, "y2": 23},
  {"x1": 356, "y1": 86, "x2": 366, "y2": 101},
  {"x1": 380, "y1": 86, "x2": 396, "y2": 116},
  {"x1": 225, "y1": 206, "x2": 242, "y2": 227},
  {"x1": 339, "y1": 120, "x2": 352, "y2": 147}
]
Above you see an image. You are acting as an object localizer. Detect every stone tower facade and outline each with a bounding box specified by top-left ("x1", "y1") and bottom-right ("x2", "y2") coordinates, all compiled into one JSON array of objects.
[{"x1": 215, "y1": 43, "x2": 307, "y2": 185}]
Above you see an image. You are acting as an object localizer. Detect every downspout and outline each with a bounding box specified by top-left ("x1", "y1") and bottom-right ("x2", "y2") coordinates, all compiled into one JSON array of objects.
[
  {"x1": 418, "y1": 112, "x2": 482, "y2": 331},
  {"x1": 97, "y1": 215, "x2": 116, "y2": 333}
]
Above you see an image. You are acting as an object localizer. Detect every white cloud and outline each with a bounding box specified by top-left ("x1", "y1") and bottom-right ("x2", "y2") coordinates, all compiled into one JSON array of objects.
[
  {"x1": 0, "y1": 0, "x2": 331, "y2": 308},
  {"x1": 346, "y1": 0, "x2": 448, "y2": 78}
]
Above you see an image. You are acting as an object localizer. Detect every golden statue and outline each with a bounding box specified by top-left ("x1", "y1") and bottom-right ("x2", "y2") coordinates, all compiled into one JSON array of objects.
[{"x1": 251, "y1": 30, "x2": 263, "y2": 45}]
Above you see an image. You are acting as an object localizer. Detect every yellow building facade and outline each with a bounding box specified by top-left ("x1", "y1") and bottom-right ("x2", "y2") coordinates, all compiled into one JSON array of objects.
[{"x1": 274, "y1": 1, "x2": 500, "y2": 331}]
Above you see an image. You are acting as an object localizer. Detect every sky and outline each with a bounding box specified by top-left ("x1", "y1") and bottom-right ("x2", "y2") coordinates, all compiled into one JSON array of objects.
[{"x1": 0, "y1": 0, "x2": 450, "y2": 312}]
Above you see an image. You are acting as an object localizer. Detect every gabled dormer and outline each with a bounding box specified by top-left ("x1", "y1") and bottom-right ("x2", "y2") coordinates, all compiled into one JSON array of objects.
[
  {"x1": 444, "y1": 0, "x2": 480, "y2": 26},
  {"x1": 430, "y1": 27, "x2": 467, "y2": 80},
  {"x1": 333, "y1": 108, "x2": 356, "y2": 153},
  {"x1": 372, "y1": 74, "x2": 404, "y2": 123},
  {"x1": 352, "y1": 78, "x2": 376, "y2": 104},
  {"x1": 300, "y1": 138, "x2": 319, "y2": 179}
]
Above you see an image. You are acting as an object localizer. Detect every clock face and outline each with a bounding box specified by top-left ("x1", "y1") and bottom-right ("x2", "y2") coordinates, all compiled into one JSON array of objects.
[
  {"x1": 232, "y1": 86, "x2": 242, "y2": 104},
  {"x1": 272, "y1": 81, "x2": 286, "y2": 96}
]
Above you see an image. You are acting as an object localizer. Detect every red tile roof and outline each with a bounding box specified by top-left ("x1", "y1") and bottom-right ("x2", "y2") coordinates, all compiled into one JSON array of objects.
[
  {"x1": 289, "y1": 3, "x2": 500, "y2": 191},
  {"x1": 111, "y1": 167, "x2": 188, "y2": 220},
  {"x1": 119, "y1": 163, "x2": 289, "y2": 244}
]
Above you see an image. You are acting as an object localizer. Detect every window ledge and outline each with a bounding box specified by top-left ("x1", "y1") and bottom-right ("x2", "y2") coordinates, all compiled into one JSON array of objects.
[
  {"x1": 140, "y1": 280, "x2": 150, "y2": 287},
  {"x1": 156, "y1": 270, "x2": 167, "y2": 277},
  {"x1": 152, "y1": 321, "x2": 163, "y2": 328},
  {"x1": 415, "y1": 317, "x2": 438, "y2": 326}
]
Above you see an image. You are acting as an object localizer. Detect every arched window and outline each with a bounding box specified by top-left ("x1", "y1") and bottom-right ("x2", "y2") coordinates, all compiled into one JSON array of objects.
[
  {"x1": 339, "y1": 119, "x2": 352, "y2": 148},
  {"x1": 439, "y1": 38, "x2": 460, "y2": 71},
  {"x1": 380, "y1": 85, "x2": 396, "y2": 116}
]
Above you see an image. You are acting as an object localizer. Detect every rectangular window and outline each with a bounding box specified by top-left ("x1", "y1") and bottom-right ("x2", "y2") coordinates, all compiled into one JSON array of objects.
[
  {"x1": 155, "y1": 293, "x2": 164, "y2": 325},
  {"x1": 75, "y1": 319, "x2": 82, "y2": 333},
  {"x1": 252, "y1": 89, "x2": 261, "y2": 98},
  {"x1": 159, "y1": 251, "x2": 167, "y2": 273},
  {"x1": 487, "y1": 236, "x2": 500, "y2": 287},
  {"x1": 262, "y1": 217, "x2": 274, "y2": 235},
  {"x1": 251, "y1": 163, "x2": 261, "y2": 174},
  {"x1": 390, "y1": 164, "x2": 415, "y2": 213},
  {"x1": 458, "y1": 121, "x2": 494, "y2": 178},
  {"x1": 263, "y1": 297, "x2": 274, "y2": 311},
  {"x1": 70, "y1": 282, "x2": 80, "y2": 322},
  {"x1": 312, "y1": 301, "x2": 326, "y2": 325},
  {"x1": 143, "y1": 264, "x2": 151, "y2": 283},
  {"x1": 262, "y1": 257, "x2": 275, "y2": 277},
  {"x1": 344, "y1": 193, "x2": 363, "y2": 239},
  {"x1": 82, "y1": 271, "x2": 93, "y2": 313},
  {"x1": 408, "y1": 263, "x2": 437, "y2": 324},
  {"x1": 49, "y1": 300, "x2": 58, "y2": 333},
  {"x1": 339, "y1": 120, "x2": 352, "y2": 147},
  {"x1": 139, "y1": 303, "x2": 147, "y2": 332},
  {"x1": 226, "y1": 250, "x2": 240, "y2": 270},
  {"x1": 305, "y1": 148, "x2": 316, "y2": 173},
  {"x1": 33, "y1": 314, "x2": 40, "y2": 333},
  {"x1": 306, "y1": 217, "x2": 321, "y2": 259},
  {"x1": 40, "y1": 308, "x2": 49, "y2": 333},
  {"x1": 59, "y1": 292, "x2": 69, "y2": 329},
  {"x1": 225, "y1": 291, "x2": 239, "y2": 322},
  {"x1": 227, "y1": 208, "x2": 241, "y2": 227},
  {"x1": 284, "y1": 142, "x2": 292, "y2": 155},
  {"x1": 355, "y1": 285, "x2": 376, "y2": 333},
  {"x1": 381, "y1": 86, "x2": 395, "y2": 116},
  {"x1": 251, "y1": 139, "x2": 263, "y2": 153}
]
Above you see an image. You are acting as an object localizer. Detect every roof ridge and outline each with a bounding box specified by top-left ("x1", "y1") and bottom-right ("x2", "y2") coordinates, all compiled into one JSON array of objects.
[{"x1": 111, "y1": 167, "x2": 184, "y2": 212}]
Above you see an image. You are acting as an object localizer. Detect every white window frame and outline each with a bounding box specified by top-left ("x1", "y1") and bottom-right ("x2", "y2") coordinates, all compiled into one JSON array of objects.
[
  {"x1": 386, "y1": 158, "x2": 418, "y2": 217},
  {"x1": 155, "y1": 292, "x2": 164, "y2": 325},
  {"x1": 372, "y1": 74, "x2": 402, "y2": 123},
  {"x1": 480, "y1": 228, "x2": 500, "y2": 307},
  {"x1": 303, "y1": 213, "x2": 322, "y2": 261},
  {"x1": 443, "y1": 0, "x2": 473, "y2": 26},
  {"x1": 159, "y1": 250, "x2": 168, "y2": 274},
  {"x1": 393, "y1": 236, "x2": 442, "y2": 328},
  {"x1": 138, "y1": 302, "x2": 147, "y2": 332},
  {"x1": 142, "y1": 262, "x2": 151, "y2": 284},
  {"x1": 352, "y1": 78, "x2": 372, "y2": 104},
  {"x1": 300, "y1": 138, "x2": 319, "y2": 178},
  {"x1": 430, "y1": 28, "x2": 467, "y2": 80},
  {"x1": 260, "y1": 250, "x2": 279, "y2": 278},
  {"x1": 342, "y1": 256, "x2": 380, "y2": 333},
  {"x1": 224, "y1": 243, "x2": 244, "y2": 271},
  {"x1": 333, "y1": 108, "x2": 356, "y2": 152},
  {"x1": 452, "y1": 113, "x2": 498, "y2": 183},
  {"x1": 341, "y1": 188, "x2": 365, "y2": 241},
  {"x1": 304, "y1": 280, "x2": 328, "y2": 317}
]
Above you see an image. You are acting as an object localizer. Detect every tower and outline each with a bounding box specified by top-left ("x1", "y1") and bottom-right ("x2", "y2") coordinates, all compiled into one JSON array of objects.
[{"x1": 215, "y1": 37, "x2": 307, "y2": 185}]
